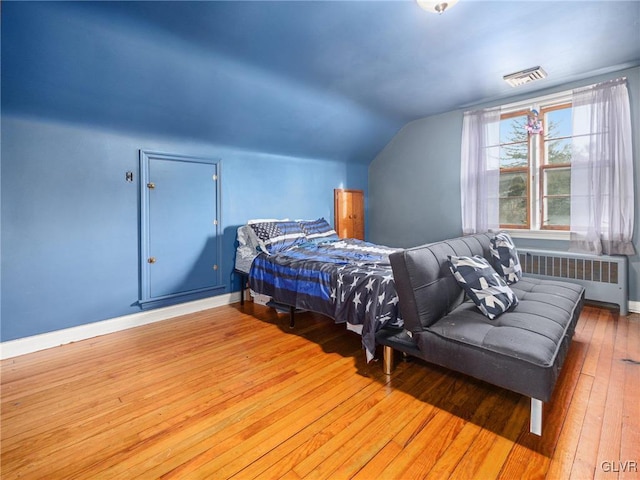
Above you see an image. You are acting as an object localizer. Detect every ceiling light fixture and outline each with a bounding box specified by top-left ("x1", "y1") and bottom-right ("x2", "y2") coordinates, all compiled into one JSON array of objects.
[
  {"x1": 503, "y1": 66, "x2": 548, "y2": 87},
  {"x1": 416, "y1": 0, "x2": 459, "y2": 14}
]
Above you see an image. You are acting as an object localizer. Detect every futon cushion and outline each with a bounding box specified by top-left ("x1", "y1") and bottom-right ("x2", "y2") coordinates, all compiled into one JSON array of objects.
[
  {"x1": 448, "y1": 255, "x2": 518, "y2": 320},
  {"x1": 490, "y1": 231, "x2": 522, "y2": 284},
  {"x1": 421, "y1": 275, "x2": 584, "y2": 401}
]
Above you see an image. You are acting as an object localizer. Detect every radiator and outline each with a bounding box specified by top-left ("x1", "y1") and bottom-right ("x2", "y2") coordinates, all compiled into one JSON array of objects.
[{"x1": 517, "y1": 248, "x2": 629, "y2": 315}]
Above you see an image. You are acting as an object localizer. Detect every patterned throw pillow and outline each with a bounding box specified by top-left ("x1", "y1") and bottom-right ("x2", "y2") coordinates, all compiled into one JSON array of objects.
[
  {"x1": 490, "y1": 232, "x2": 522, "y2": 285},
  {"x1": 299, "y1": 218, "x2": 339, "y2": 242},
  {"x1": 448, "y1": 255, "x2": 519, "y2": 320},
  {"x1": 249, "y1": 221, "x2": 305, "y2": 254}
]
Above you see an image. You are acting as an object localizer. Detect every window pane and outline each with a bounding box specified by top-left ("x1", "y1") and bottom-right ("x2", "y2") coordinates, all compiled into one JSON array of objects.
[
  {"x1": 544, "y1": 197, "x2": 570, "y2": 226},
  {"x1": 500, "y1": 172, "x2": 527, "y2": 197},
  {"x1": 500, "y1": 198, "x2": 527, "y2": 226},
  {"x1": 545, "y1": 138, "x2": 572, "y2": 165},
  {"x1": 545, "y1": 106, "x2": 572, "y2": 139},
  {"x1": 544, "y1": 167, "x2": 571, "y2": 195},
  {"x1": 500, "y1": 114, "x2": 528, "y2": 145},
  {"x1": 500, "y1": 171, "x2": 528, "y2": 227},
  {"x1": 500, "y1": 142, "x2": 528, "y2": 168}
]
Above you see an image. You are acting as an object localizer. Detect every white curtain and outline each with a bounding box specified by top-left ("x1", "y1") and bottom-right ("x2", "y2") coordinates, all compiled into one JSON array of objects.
[
  {"x1": 570, "y1": 77, "x2": 635, "y2": 255},
  {"x1": 460, "y1": 107, "x2": 501, "y2": 235}
]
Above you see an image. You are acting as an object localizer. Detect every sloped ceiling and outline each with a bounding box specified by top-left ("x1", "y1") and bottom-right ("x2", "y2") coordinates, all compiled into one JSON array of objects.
[{"x1": 2, "y1": 1, "x2": 639, "y2": 163}]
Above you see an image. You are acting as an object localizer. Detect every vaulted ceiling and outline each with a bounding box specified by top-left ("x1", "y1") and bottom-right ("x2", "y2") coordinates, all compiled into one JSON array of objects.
[{"x1": 3, "y1": 1, "x2": 639, "y2": 163}]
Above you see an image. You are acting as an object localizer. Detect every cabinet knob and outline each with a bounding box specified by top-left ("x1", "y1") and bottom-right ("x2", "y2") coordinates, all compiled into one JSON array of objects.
[{"x1": 148, "y1": 257, "x2": 156, "y2": 264}]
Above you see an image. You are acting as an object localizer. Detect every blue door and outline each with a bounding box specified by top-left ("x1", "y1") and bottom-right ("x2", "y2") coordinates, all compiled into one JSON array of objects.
[{"x1": 140, "y1": 151, "x2": 223, "y2": 307}]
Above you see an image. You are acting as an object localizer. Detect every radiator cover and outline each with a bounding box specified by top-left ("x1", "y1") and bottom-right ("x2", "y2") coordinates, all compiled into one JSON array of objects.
[{"x1": 517, "y1": 249, "x2": 629, "y2": 315}]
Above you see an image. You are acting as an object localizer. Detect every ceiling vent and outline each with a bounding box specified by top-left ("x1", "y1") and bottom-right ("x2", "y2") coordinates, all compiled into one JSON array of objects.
[{"x1": 503, "y1": 66, "x2": 547, "y2": 87}]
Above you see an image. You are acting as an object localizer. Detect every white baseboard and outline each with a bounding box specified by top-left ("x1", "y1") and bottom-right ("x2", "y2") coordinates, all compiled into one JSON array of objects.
[
  {"x1": 0, "y1": 292, "x2": 241, "y2": 360},
  {"x1": 629, "y1": 301, "x2": 640, "y2": 314}
]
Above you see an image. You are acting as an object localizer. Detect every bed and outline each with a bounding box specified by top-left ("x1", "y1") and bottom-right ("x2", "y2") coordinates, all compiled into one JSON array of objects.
[{"x1": 235, "y1": 218, "x2": 403, "y2": 361}]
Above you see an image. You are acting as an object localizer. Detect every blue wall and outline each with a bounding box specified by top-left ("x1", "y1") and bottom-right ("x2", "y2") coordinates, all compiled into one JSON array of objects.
[
  {"x1": 369, "y1": 66, "x2": 640, "y2": 304},
  {"x1": 368, "y1": 110, "x2": 464, "y2": 248},
  {"x1": 1, "y1": 1, "x2": 379, "y2": 342},
  {"x1": 1, "y1": 115, "x2": 367, "y2": 341}
]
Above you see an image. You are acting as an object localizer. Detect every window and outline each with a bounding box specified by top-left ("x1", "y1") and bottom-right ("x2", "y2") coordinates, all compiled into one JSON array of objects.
[
  {"x1": 498, "y1": 110, "x2": 530, "y2": 228},
  {"x1": 497, "y1": 98, "x2": 573, "y2": 231},
  {"x1": 540, "y1": 104, "x2": 572, "y2": 229},
  {"x1": 461, "y1": 78, "x2": 633, "y2": 250}
]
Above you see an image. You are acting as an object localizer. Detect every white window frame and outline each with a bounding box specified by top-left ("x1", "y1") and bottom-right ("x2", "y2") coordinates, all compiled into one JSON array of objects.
[{"x1": 498, "y1": 90, "x2": 573, "y2": 241}]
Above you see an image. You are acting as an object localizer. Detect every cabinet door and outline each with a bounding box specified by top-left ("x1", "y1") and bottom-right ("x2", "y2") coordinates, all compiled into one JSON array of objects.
[
  {"x1": 140, "y1": 151, "x2": 223, "y2": 308},
  {"x1": 334, "y1": 189, "x2": 364, "y2": 240}
]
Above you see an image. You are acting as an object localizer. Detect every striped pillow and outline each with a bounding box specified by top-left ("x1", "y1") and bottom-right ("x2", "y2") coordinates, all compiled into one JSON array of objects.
[
  {"x1": 299, "y1": 218, "x2": 339, "y2": 242},
  {"x1": 249, "y1": 221, "x2": 305, "y2": 254}
]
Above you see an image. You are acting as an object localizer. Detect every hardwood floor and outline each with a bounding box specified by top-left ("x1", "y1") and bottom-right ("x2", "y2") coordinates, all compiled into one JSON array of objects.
[{"x1": 1, "y1": 302, "x2": 638, "y2": 479}]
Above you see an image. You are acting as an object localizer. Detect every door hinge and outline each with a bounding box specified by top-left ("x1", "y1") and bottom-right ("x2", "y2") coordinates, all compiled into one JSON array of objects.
[
  {"x1": 212, "y1": 174, "x2": 218, "y2": 181},
  {"x1": 213, "y1": 219, "x2": 218, "y2": 226}
]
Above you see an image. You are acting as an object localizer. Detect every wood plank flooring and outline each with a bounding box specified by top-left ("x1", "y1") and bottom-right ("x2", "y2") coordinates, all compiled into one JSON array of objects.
[{"x1": 1, "y1": 302, "x2": 638, "y2": 479}]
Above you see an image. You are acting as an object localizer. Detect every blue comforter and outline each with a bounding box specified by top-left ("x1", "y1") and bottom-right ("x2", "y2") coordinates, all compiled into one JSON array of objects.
[{"x1": 249, "y1": 238, "x2": 403, "y2": 361}]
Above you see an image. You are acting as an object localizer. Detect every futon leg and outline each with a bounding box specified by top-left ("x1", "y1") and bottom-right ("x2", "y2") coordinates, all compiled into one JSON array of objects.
[
  {"x1": 530, "y1": 398, "x2": 543, "y2": 436},
  {"x1": 383, "y1": 345, "x2": 394, "y2": 375},
  {"x1": 289, "y1": 306, "x2": 295, "y2": 329}
]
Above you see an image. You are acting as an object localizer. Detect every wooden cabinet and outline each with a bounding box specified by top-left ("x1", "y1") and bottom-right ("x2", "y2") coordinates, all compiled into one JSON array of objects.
[{"x1": 334, "y1": 189, "x2": 364, "y2": 240}]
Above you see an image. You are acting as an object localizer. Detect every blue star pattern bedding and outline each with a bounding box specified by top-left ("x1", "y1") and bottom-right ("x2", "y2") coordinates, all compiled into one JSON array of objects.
[{"x1": 248, "y1": 235, "x2": 403, "y2": 362}]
